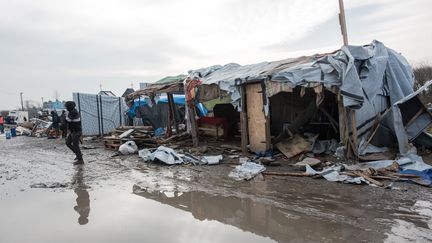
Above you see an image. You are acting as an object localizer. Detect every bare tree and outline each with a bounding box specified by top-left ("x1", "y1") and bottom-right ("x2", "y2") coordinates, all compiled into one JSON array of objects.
[{"x1": 413, "y1": 62, "x2": 432, "y2": 104}]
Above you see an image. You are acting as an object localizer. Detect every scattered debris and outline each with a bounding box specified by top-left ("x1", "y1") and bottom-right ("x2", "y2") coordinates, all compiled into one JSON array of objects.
[
  {"x1": 15, "y1": 126, "x2": 31, "y2": 136},
  {"x1": 118, "y1": 141, "x2": 138, "y2": 155},
  {"x1": 202, "y1": 155, "x2": 223, "y2": 165},
  {"x1": 138, "y1": 146, "x2": 224, "y2": 166},
  {"x1": 294, "y1": 157, "x2": 321, "y2": 168},
  {"x1": 30, "y1": 182, "x2": 69, "y2": 188},
  {"x1": 229, "y1": 161, "x2": 266, "y2": 181},
  {"x1": 276, "y1": 134, "x2": 314, "y2": 159}
]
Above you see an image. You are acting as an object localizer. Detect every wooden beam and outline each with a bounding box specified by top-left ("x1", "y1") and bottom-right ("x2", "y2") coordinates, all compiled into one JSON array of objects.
[
  {"x1": 405, "y1": 107, "x2": 425, "y2": 129},
  {"x1": 337, "y1": 91, "x2": 346, "y2": 143},
  {"x1": 240, "y1": 85, "x2": 249, "y2": 154},
  {"x1": 188, "y1": 105, "x2": 199, "y2": 147},
  {"x1": 338, "y1": 0, "x2": 349, "y2": 46}
]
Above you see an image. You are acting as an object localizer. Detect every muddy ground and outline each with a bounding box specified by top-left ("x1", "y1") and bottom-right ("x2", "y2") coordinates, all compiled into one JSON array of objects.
[{"x1": 1, "y1": 137, "x2": 432, "y2": 243}]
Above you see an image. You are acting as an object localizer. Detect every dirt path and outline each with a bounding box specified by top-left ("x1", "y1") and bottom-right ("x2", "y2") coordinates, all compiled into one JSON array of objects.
[{"x1": 1, "y1": 137, "x2": 431, "y2": 243}]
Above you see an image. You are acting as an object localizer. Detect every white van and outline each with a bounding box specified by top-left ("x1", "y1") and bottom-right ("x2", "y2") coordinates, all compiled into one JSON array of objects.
[{"x1": 8, "y1": 111, "x2": 29, "y2": 124}]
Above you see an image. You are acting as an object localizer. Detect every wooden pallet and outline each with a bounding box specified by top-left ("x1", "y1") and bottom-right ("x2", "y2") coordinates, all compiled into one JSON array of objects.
[{"x1": 103, "y1": 138, "x2": 123, "y2": 150}]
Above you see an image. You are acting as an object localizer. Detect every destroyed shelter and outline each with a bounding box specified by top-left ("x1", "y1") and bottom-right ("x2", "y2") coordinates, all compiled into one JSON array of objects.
[
  {"x1": 126, "y1": 76, "x2": 208, "y2": 137},
  {"x1": 184, "y1": 40, "x2": 432, "y2": 159}
]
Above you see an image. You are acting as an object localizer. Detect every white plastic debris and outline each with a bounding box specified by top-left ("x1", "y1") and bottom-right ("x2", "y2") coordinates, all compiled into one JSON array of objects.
[
  {"x1": 139, "y1": 146, "x2": 224, "y2": 165},
  {"x1": 294, "y1": 157, "x2": 321, "y2": 168},
  {"x1": 202, "y1": 155, "x2": 223, "y2": 165},
  {"x1": 305, "y1": 165, "x2": 366, "y2": 184},
  {"x1": 118, "y1": 141, "x2": 138, "y2": 155},
  {"x1": 229, "y1": 162, "x2": 266, "y2": 181},
  {"x1": 138, "y1": 148, "x2": 152, "y2": 161},
  {"x1": 152, "y1": 146, "x2": 184, "y2": 165}
]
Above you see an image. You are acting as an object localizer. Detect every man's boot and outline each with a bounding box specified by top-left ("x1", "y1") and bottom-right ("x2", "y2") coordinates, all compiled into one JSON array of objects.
[{"x1": 73, "y1": 158, "x2": 84, "y2": 165}]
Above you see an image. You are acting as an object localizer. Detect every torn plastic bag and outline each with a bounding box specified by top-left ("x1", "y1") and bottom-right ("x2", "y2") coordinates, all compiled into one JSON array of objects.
[
  {"x1": 119, "y1": 141, "x2": 138, "y2": 155},
  {"x1": 152, "y1": 146, "x2": 184, "y2": 165},
  {"x1": 202, "y1": 155, "x2": 223, "y2": 165},
  {"x1": 138, "y1": 148, "x2": 152, "y2": 161},
  {"x1": 305, "y1": 165, "x2": 366, "y2": 184}
]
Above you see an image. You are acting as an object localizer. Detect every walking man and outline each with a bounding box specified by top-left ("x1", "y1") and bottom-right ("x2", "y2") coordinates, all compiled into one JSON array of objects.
[
  {"x1": 50, "y1": 110, "x2": 60, "y2": 138},
  {"x1": 65, "y1": 101, "x2": 84, "y2": 165},
  {"x1": 60, "y1": 110, "x2": 67, "y2": 138}
]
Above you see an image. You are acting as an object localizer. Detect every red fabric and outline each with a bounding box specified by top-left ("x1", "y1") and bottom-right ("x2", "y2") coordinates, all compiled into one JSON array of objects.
[
  {"x1": 0, "y1": 116, "x2": 3, "y2": 124},
  {"x1": 185, "y1": 78, "x2": 201, "y2": 104}
]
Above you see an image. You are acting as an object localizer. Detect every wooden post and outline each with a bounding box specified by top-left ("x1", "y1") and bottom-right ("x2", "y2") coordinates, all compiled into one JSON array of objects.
[
  {"x1": 189, "y1": 105, "x2": 199, "y2": 147},
  {"x1": 337, "y1": 91, "x2": 346, "y2": 143},
  {"x1": 338, "y1": 0, "x2": 349, "y2": 46},
  {"x1": 240, "y1": 85, "x2": 248, "y2": 154},
  {"x1": 167, "y1": 93, "x2": 178, "y2": 134},
  {"x1": 166, "y1": 100, "x2": 172, "y2": 138}
]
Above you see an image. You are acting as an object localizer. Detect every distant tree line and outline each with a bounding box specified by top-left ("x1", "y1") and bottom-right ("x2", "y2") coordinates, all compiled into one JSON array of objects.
[{"x1": 413, "y1": 63, "x2": 432, "y2": 105}]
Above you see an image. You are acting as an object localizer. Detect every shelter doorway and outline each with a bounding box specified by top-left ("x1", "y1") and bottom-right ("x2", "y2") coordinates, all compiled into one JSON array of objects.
[{"x1": 269, "y1": 87, "x2": 340, "y2": 141}]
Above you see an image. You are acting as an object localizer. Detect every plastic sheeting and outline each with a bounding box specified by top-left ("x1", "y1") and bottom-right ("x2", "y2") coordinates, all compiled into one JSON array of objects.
[
  {"x1": 139, "y1": 146, "x2": 223, "y2": 166},
  {"x1": 228, "y1": 162, "x2": 266, "y2": 181},
  {"x1": 73, "y1": 93, "x2": 128, "y2": 136},
  {"x1": 188, "y1": 40, "x2": 432, "y2": 154},
  {"x1": 119, "y1": 141, "x2": 138, "y2": 155}
]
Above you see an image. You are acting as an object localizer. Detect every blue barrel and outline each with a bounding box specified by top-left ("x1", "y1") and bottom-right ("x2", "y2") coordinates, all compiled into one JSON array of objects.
[
  {"x1": 10, "y1": 127, "x2": 16, "y2": 137},
  {"x1": 5, "y1": 131, "x2": 11, "y2": 139}
]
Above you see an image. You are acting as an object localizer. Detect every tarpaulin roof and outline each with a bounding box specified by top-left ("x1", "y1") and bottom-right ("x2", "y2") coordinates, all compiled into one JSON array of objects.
[
  {"x1": 188, "y1": 40, "x2": 431, "y2": 154},
  {"x1": 126, "y1": 82, "x2": 184, "y2": 102},
  {"x1": 155, "y1": 74, "x2": 187, "y2": 84}
]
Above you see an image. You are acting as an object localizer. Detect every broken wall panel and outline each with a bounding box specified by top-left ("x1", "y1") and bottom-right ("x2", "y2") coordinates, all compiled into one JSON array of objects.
[{"x1": 73, "y1": 93, "x2": 128, "y2": 136}]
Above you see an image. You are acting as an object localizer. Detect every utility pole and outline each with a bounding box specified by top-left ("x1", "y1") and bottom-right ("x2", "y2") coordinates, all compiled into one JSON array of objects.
[
  {"x1": 20, "y1": 92, "x2": 24, "y2": 111},
  {"x1": 41, "y1": 97, "x2": 44, "y2": 108},
  {"x1": 338, "y1": 0, "x2": 349, "y2": 46}
]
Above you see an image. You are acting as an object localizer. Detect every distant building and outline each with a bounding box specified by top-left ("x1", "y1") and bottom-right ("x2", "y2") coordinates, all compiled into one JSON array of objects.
[
  {"x1": 43, "y1": 99, "x2": 65, "y2": 110},
  {"x1": 98, "y1": 91, "x2": 116, "y2": 97},
  {"x1": 121, "y1": 88, "x2": 135, "y2": 98},
  {"x1": 139, "y1": 83, "x2": 151, "y2": 89}
]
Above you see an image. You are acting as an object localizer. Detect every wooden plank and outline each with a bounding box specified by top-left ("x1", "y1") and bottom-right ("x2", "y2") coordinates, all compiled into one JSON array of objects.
[
  {"x1": 262, "y1": 171, "x2": 312, "y2": 177},
  {"x1": 167, "y1": 93, "x2": 179, "y2": 134},
  {"x1": 119, "y1": 129, "x2": 134, "y2": 139},
  {"x1": 405, "y1": 107, "x2": 424, "y2": 129},
  {"x1": 245, "y1": 83, "x2": 267, "y2": 152},
  {"x1": 275, "y1": 134, "x2": 312, "y2": 159},
  {"x1": 240, "y1": 85, "x2": 249, "y2": 154},
  {"x1": 265, "y1": 109, "x2": 272, "y2": 151}
]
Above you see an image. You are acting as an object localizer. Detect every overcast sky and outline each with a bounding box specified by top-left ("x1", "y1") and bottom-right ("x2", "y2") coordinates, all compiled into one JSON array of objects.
[{"x1": 0, "y1": 0, "x2": 431, "y2": 110}]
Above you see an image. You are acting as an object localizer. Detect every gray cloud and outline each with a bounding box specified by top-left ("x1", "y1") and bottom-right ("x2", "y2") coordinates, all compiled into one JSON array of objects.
[{"x1": 1, "y1": 0, "x2": 431, "y2": 110}]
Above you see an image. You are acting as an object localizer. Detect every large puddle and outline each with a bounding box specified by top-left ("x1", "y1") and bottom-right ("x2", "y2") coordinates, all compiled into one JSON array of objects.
[
  {"x1": 1, "y1": 183, "x2": 275, "y2": 243},
  {"x1": 1, "y1": 137, "x2": 432, "y2": 242}
]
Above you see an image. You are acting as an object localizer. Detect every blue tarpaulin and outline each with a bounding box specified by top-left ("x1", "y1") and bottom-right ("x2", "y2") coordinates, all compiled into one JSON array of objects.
[
  {"x1": 399, "y1": 168, "x2": 432, "y2": 187},
  {"x1": 128, "y1": 94, "x2": 207, "y2": 118}
]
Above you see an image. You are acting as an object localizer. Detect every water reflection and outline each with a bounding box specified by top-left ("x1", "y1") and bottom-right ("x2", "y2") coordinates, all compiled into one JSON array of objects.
[
  {"x1": 132, "y1": 187, "x2": 315, "y2": 242},
  {"x1": 72, "y1": 165, "x2": 90, "y2": 225}
]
